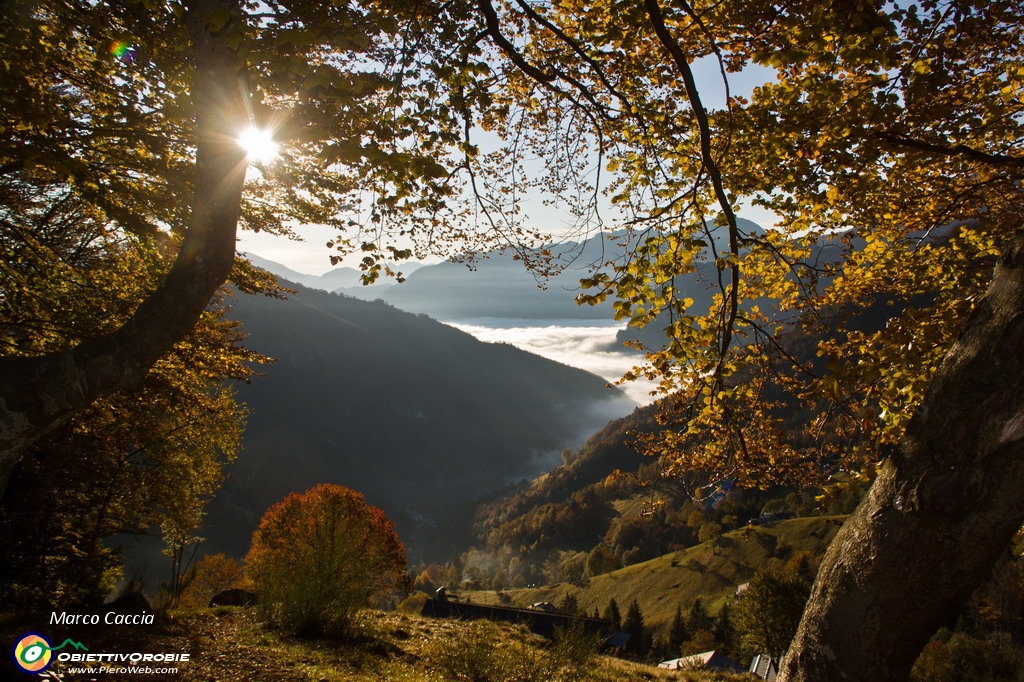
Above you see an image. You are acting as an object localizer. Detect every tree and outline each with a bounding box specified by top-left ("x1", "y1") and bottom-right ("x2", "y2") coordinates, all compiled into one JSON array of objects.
[
  {"x1": 0, "y1": 0, "x2": 538, "y2": 495},
  {"x1": 604, "y1": 598, "x2": 622, "y2": 632},
  {"x1": 177, "y1": 553, "x2": 244, "y2": 610},
  {"x1": 665, "y1": 604, "x2": 690, "y2": 656},
  {"x1": 244, "y1": 483, "x2": 407, "y2": 637},
  {"x1": 735, "y1": 568, "x2": 811, "y2": 660},
  {"x1": 622, "y1": 599, "x2": 648, "y2": 656},
  {"x1": 0, "y1": 287, "x2": 260, "y2": 608},
  {"x1": 456, "y1": 1, "x2": 1024, "y2": 679},
  {"x1": 714, "y1": 603, "x2": 736, "y2": 656},
  {"x1": 686, "y1": 597, "x2": 713, "y2": 634},
  {"x1": 0, "y1": 0, "x2": 251, "y2": 489}
]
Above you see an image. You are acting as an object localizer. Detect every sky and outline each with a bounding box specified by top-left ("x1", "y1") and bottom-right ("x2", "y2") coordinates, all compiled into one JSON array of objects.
[{"x1": 237, "y1": 56, "x2": 779, "y2": 275}]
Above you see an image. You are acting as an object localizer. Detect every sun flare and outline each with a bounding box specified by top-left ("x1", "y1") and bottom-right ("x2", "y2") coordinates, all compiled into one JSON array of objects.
[{"x1": 238, "y1": 126, "x2": 279, "y2": 163}]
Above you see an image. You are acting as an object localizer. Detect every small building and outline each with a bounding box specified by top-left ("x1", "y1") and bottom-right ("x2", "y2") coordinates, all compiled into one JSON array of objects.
[
  {"x1": 749, "y1": 653, "x2": 779, "y2": 681},
  {"x1": 657, "y1": 650, "x2": 744, "y2": 674}
]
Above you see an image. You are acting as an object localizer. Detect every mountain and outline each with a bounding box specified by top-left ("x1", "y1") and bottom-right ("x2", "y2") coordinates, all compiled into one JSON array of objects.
[
  {"x1": 364, "y1": 252, "x2": 611, "y2": 320},
  {"x1": 369, "y1": 222, "x2": 765, "y2": 321},
  {"x1": 241, "y1": 252, "x2": 421, "y2": 293},
  {"x1": 463, "y1": 403, "x2": 786, "y2": 588},
  {"x1": 246, "y1": 219, "x2": 766, "y2": 325},
  {"x1": 196, "y1": 284, "x2": 632, "y2": 565}
]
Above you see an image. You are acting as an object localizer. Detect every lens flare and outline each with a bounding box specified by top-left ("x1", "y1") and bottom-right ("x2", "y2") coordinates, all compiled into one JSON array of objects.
[{"x1": 109, "y1": 41, "x2": 137, "y2": 65}]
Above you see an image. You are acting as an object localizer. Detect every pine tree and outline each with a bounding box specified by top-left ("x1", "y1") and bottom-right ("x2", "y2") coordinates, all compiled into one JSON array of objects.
[
  {"x1": 604, "y1": 598, "x2": 622, "y2": 631},
  {"x1": 714, "y1": 603, "x2": 736, "y2": 656},
  {"x1": 623, "y1": 599, "x2": 647, "y2": 655},
  {"x1": 687, "y1": 597, "x2": 713, "y2": 633},
  {"x1": 665, "y1": 604, "x2": 690, "y2": 655}
]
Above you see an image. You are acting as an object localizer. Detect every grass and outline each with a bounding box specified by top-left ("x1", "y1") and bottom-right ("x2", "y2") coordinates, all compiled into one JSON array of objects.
[
  {"x1": 464, "y1": 515, "x2": 845, "y2": 634},
  {"x1": 1, "y1": 606, "x2": 751, "y2": 681},
  {"x1": 0, "y1": 517, "x2": 844, "y2": 679}
]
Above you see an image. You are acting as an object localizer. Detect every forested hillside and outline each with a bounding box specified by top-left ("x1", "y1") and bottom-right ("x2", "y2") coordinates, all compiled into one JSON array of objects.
[{"x1": 200, "y1": 282, "x2": 632, "y2": 564}]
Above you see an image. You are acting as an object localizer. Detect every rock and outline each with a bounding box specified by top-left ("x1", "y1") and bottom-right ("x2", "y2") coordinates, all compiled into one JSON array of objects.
[{"x1": 208, "y1": 588, "x2": 258, "y2": 608}]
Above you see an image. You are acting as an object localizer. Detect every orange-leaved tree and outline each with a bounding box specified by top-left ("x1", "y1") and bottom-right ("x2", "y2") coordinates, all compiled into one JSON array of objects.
[
  {"x1": 244, "y1": 484, "x2": 406, "y2": 637},
  {"x1": 177, "y1": 554, "x2": 245, "y2": 610}
]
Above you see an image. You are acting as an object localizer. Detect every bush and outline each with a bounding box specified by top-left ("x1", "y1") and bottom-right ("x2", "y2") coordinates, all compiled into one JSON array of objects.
[
  {"x1": 422, "y1": 620, "x2": 598, "y2": 682},
  {"x1": 245, "y1": 484, "x2": 406, "y2": 637},
  {"x1": 176, "y1": 553, "x2": 244, "y2": 610},
  {"x1": 397, "y1": 591, "x2": 429, "y2": 615}
]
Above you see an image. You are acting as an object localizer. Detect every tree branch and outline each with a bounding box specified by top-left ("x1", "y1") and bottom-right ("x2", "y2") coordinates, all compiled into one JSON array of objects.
[
  {"x1": 876, "y1": 130, "x2": 1024, "y2": 169},
  {"x1": 641, "y1": 0, "x2": 740, "y2": 381}
]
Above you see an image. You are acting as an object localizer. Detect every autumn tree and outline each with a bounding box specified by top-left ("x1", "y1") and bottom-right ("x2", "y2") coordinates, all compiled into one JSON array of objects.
[
  {"x1": 456, "y1": 1, "x2": 1024, "y2": 679},
  {"x1": 0, "y1": 0, "x2": 254, "y2": 489},
  {"x1": 177, "y1": 553, "x2": 244, "y2": 610},
  {"x1": 0, "y1": 0, "x2": 546, "y2": 494},
  {"x1": 245, "y1": 483, "x2": 407, "y2": 637},
  {"x1": 0, "y1": 295, "x2": 261, "y2": 607}
]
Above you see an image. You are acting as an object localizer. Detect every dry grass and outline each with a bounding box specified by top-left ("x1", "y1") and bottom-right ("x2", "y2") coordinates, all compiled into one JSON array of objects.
[
  {"x1": 2, "y1": 605, "x2": 757, "y2": 680},
  {"x1": 465, "y1": 515, "x2": 845, "y2": 634}
]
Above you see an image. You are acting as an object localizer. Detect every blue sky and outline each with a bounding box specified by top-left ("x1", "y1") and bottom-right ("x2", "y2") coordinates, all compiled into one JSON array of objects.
[{"x1": 238, "y1": 56, "x2": 779, "y2": 274}]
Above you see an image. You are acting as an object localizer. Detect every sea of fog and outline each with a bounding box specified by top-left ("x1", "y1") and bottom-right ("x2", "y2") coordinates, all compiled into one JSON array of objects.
[{"x1": 444, "y1": 318, "x2": 660, "y2": 409}]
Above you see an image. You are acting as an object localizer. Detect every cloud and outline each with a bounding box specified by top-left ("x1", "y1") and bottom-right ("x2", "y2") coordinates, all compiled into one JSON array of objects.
[{"x1": 445, "y1": 319, "x2": 661, "y2": 407}]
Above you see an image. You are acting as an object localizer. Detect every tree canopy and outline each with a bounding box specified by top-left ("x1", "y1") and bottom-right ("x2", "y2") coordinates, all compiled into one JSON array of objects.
[
  {"x1": 462, "y1": 0, "x2": 1024, "y2": 485},
  {"x1": 453, "y1": 1, "x2": 1024, "y2": 678},
  {"x1": 245, "y1": 483, "x2": 407, "y2": 636}
]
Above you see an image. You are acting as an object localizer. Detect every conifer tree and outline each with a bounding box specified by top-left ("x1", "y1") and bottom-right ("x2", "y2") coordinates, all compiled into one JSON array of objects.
[
  {"x1": 623, "y1": 599, "x2": 647, "y2": 655},
  {"x1": 715, "y1": 603, "x2": 736, "y2": 656},
  {"x1": 604, "y1": 598, "x2": 622, "y2": 631},
  {"x1": 665, "y1": 604, "x2": 690, "y2": 656},
  {"x1": 687, "y1": 597, "x2": 714, "y2": 634}
]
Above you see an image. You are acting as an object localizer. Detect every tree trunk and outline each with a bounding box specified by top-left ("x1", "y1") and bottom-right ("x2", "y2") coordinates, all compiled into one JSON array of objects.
[
  {"x1": 780, "y1": 229, "x2": 1024, "y2": 681},
  {"x1": 0, "y1": 0, "x2": 248, "y2": 496}
]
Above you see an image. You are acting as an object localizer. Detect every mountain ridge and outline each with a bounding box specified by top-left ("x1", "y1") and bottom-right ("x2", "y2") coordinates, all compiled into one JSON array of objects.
[{"x1": 197, "y1": 282, "x2": 632, "y2": 565}]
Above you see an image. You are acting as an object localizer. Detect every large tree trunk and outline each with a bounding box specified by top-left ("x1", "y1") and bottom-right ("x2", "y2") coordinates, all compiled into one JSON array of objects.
[
  {"x1": 780, "y1": 230, "x2": 1024, "y2": 681},
  {"x1": 0, "y1": 0, "x2": 248, "y2": 496}
]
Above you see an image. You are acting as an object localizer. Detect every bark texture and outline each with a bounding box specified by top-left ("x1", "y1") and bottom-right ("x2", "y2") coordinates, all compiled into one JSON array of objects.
[
  {"x1": 780, "y1": 230, "x2": 1024, "y2": 681},
  {"x1": 0, "y1": 0, "x2": 248, "y2": 496}
]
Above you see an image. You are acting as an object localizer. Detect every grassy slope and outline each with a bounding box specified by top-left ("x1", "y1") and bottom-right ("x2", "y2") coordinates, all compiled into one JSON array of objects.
[
  {"x1": 465, "y1": 516, "x2": 845, "y2": 635},
  {"x1": 1, "y1": 607, "x2": 747, "y2": 681}
]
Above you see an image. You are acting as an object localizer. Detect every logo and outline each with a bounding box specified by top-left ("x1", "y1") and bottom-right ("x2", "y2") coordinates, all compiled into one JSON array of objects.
[
  {"x1": 12, "y1": 633, "x2": 52, "y2": 674},
  {"x1": 11, "y1": 633, "x2": 87, "y2": 675}
]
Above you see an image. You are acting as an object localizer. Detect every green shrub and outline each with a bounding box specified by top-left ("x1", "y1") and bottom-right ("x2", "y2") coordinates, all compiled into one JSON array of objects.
[{"x1": 397, "y1": 592, "x2": 429, "y2": 615}]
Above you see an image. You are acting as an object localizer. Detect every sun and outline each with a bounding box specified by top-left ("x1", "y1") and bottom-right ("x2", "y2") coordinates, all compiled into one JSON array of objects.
[{"x1": 237, "y1": 126, "x2": 279, "y2": 163}]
